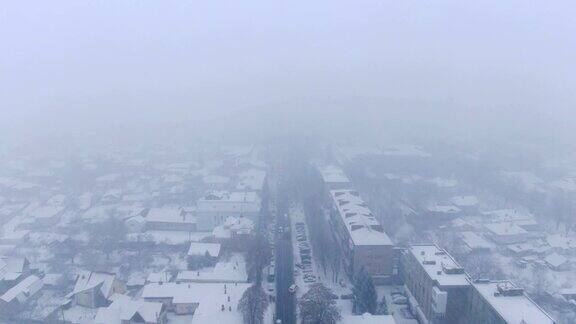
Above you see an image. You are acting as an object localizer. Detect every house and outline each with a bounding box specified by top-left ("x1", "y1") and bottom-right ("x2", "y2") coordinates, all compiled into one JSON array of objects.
[
  {"x1": 483, "y1": 209, "x2": 541, "y2": 232},
  {"x1": 178, "y1": 254, "x2": 247, "y2": 284},
  {"x1": 125, "y1": 215, "x2": 146, "y2": 232},
  {"x1": 94, "y1": 293, "x2": 167, "y2": 324},
  {"x1": 546, "y1": 233, "x2": 576, "y2": 255},
  {"x1": 505, "y1": 242, "x2": 549, "y2": 257},
  {"x1": 28, "y1": 205, "x2": 65, "y2": 228},
  {"x1": 318, "y1": 165, "x2": 352, "y2": 190},
  {"x1": 0, "y1": 275, "x2": 43, "y2": 310},
  {"x1": 401, "y1": 245, "x2": 469, "y2": 324},
  {"x1": 484, "y1": 222, "x2": 529, "y2": 245},
  {"x1": 196, "y1": 191, "x2": 261, "y2": 231},
  {"x1": 450, "y1": 195, "x2": 479, "y2": 212},
  {"x1": 71, "y1": 271, "x2": 126, "y2": 308},
  {"x1": 213, "y1": 216, "x2": 254, "y2": 239},
  {"x1": 448, "y1": 218, "x2": 476, "y2": 232},
  {"x1": 12, "y1": 290, "x2": 65, "y2": 323},
  {"x1": 338, "y1": 313, "x2": 396, "y2": 324},
  {"x1": 465, "y1": 280, "x2": 556, "y2": 324},
  {"x1": 141, "y1": 282, "x2": 250, "y2": 317},
  {"x1": 0, "y1": 256, "x2": 30, "y2": 292},
  {"x1": 341, "y1": 313, "x2": 397, "y2": 324},
  {"x1": 187, "y1": 242, "x2": 221, "y2": 270},
  {"x1": 426, "y1": 204, "x2": 462, "y2": 220},
  {"x1": 328, "y1": 189, "x2": 394, "y2": 283},
  {"x1": 146, "y1": 272, "x2": 171, "y2": 284},
  {"x1": 459, "y1": 232, "x2": 492, "y2": 252},
  {"x1": 101, "y1": 189, "x2": 123, "y2": 204},
  {"x1": 145, "y1": 207, "x2": 196, "y2": 232},
  {"x1": 544, "y1": 252, "x2": 570, "y2": 271}
]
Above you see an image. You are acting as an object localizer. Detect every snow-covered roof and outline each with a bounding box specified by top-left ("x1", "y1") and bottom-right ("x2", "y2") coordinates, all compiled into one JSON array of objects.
[
  {"x1": 128, "y1": 231, "x2": 211, "y2": 245},
  {"x1": 471, "y1": 280, "x2": 555, "y2": 324},
  {"x1": 177, "y1": 254, "x2": 247, "y2": 283},
  {"x1": 197, "y1": 191, "x2": 261, "y2": 213},
  {"x1": 144, "y1": 272, "x2": 169, "y2": 284},
  {"x1": 73, "y1": 271, "x2": 117, "y2": 298},
  {"x1": 213, "y1": 216, "x2": 254, "y2": 238},
  {"x1": 95, "y1": 294, "x2": 164, "y2": 324},
  {"x1": 450, "y1": 195, "x2": 479, "y2": 207},
  {"x1": 146, "y1": 207, "x2": 196, "y2": 224},
  {"x1": 142, "y1": 282, "x2": 250, "y2": 310},
  {"x1": 427, "y1": 204, "x2": 461, "y2": 214},
  {"x1": 544, "y1": 252, "x2": 569, "y2": 268},
  {"x1": 484, "y1": 222, "x2": 528, "y2": 236},
  {"x1": 460, "y1": 232, "x2": 492, "y2": 250},
  {"x1": 0, "y1": 256, "x2": 27, "y2": 281},
  {"x1": 482, "y1": 209, "x2": 535, "y2": 223},
  {"x1": 329, "y1": 189, "x2": 392, "y2": 246},
  {"x1": 187, "y1": 242, "x2": 221, "y2": 257},
  {"x1": 1, "y1": 275, "x2": 42, "y2": 303},
  {"x1": 546, "y1": 233, "x2": 576, "y2": 251},
  {"x1": 341, "y1": 313, "x2": 397, "y2": 324},
  {"x1": 380, "y1": 144, "x2": 430, "y2": 158},
  {"x1": 409, "y1": 245, "x2": 469, "y2": 287},
  {"x1": 319, "y1": 165, "x2": 350, "y2": 184}
]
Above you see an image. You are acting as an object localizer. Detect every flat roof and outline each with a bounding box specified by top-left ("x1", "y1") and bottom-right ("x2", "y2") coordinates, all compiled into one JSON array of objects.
[
  {"x1": 330, "y1": 190, "x2": 392, "y2": 246},
  {"x1": 484, "y1": 222, "x2": 528, "y2": 236},
  {"x1": 319, "y1": 165, "x2": 351, "y2": 184},
  {"x1": 409, "y1": 245, "x2": 469, "y2": 287},
  {"x1": 460, "y1": 232, "x2": 492, "y2": 250},
  {"x1": 340, "y1": 313, "x2": 397, "y2": 324},
  {"x1": 472, "y1": 280, "x2": 555, "y2": 324},
  {"x1": 146, "y1": 207, "x2": 196, "y2": 224}
]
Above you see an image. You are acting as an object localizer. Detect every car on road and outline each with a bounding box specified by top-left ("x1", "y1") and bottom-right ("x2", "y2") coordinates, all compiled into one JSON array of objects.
[{"x1": 289, "y1": 284, "x2": 298, "y2": 293}]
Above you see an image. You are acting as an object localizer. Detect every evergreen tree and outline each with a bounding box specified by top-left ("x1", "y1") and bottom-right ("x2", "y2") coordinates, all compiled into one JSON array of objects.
[
  {"x1": 238, "y1": 283, "x2": 269, "y2": 324},
  {"x1": 352, "y1": 268, "x2": 377, "y2": 315},
  {"x1": 299, "y1": 283, "x2": 341, "y2": 324},
  {"x1": 245, "y1": 233, "x2": 272, "y2": 283}
]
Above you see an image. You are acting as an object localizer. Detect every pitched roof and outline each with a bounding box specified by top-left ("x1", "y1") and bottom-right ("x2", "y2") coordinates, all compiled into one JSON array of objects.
[
  {"x1": 188, "y1": 242, "x2": 221, "y2": 257},
  {"x1": 94, "y1": 294, "x2": 164, "y2": 324},
  {"x1": 73, "y1": 271, "x2": 117, "y2": 298}
]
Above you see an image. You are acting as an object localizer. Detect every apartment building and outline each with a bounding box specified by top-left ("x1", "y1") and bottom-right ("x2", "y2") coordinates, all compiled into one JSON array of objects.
[
  {"x1": 401, "y1": 245, "x2": 469, "y2": 324},
  {"x1": 464, "y1": 279, "x2": 556, "y2": 324},
  {"x1": 328, "y1": 189, "x2": 394, "y2": 283}
]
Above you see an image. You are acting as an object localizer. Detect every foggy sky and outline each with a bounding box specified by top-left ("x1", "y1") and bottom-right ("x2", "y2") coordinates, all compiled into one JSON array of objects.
[{"x1": 1, "y1": 0, "x2": 575, "y2": 140}]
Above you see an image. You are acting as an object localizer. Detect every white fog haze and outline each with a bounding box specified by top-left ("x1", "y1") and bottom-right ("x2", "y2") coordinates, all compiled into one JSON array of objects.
[{"x1": 0, "y1": 1, "x2": 575, "y2": 324}]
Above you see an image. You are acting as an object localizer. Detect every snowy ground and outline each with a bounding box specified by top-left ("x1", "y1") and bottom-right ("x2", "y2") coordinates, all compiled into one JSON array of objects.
[
  {"x1": 289, "y1": 205, "x2": 354, "y2": 317},
  {"x1": 376, "y1": 286, "x2": 419, "y2": 324}
]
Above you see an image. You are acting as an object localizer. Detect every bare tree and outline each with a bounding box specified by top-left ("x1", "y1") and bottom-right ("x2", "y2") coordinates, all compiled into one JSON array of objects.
[{"x1": 238, "y1": 283, "x2": 269, "y2": 324}]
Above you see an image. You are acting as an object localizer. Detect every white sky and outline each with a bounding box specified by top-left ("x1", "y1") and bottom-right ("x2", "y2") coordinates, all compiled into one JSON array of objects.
[{"x1": 1, "y1": 0, "x2": 575, "y2": 138}]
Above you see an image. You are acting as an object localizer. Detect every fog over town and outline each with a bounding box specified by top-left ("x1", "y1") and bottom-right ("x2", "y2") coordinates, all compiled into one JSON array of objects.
[{"x1": 1, "y1": 1, "x2": 576, "y2": 324}]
